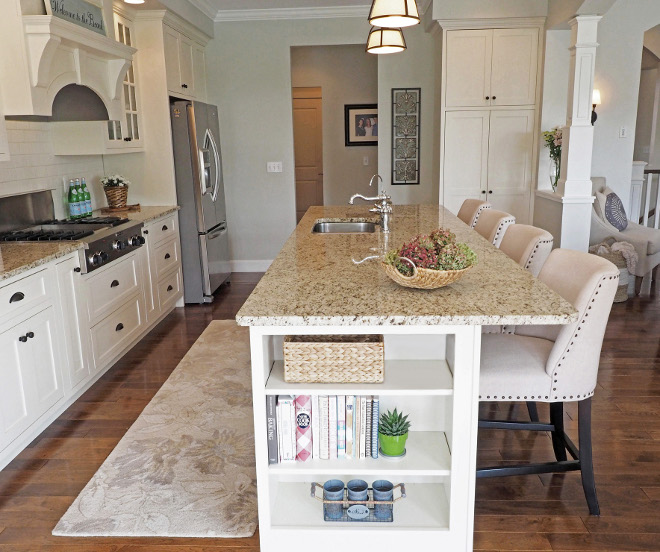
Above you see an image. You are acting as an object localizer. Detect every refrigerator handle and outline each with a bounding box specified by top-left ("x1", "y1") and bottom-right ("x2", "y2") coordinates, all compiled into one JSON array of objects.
[
  {"x1": 198, "y1": 147, "x2": 212, "y2": 196},
  {"x1": 205, "y1": 129, "x2": 221, "y2": 202}
]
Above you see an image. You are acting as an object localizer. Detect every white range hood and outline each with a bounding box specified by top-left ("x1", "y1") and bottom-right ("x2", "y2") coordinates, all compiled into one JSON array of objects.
[{"x1": 0, "y1": 15, "x2": 135, "y2": 118}]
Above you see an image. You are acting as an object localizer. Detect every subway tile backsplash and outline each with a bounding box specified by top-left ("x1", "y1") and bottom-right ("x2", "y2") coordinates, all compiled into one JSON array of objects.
[{"x1": 0, "y1": 120, "x2": 104, "y2": 219}]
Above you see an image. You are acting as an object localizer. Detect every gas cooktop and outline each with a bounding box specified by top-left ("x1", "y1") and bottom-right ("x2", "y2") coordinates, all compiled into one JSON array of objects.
[{"x1": 0, "y1": 217, "x2": 130, "y2": 242}]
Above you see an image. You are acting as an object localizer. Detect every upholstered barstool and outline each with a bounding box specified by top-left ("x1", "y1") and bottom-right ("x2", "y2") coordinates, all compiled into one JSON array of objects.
[
  {"x1": 457, "y1": 199, "x2": 492, "y2": 228},
  {"x1": 477, "y1": 249, "x2": 619, "y2": 515},
  {"x1": 474, "y1": 209, "x2": 515, "y2": 247},
  {"x1": 499, "y1": 224, "x2": 554, "y2": 277}
]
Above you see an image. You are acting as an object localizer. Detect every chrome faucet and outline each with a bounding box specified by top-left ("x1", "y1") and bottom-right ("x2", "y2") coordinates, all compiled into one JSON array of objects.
[{"x1": 348, "y1": 174, "x2": 393, "y2": 233}]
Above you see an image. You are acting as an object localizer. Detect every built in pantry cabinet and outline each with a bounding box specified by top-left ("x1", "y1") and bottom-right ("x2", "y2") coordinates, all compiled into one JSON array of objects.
[{"x1": 438, "y1": 19, "x2": 544, "y2": 224}]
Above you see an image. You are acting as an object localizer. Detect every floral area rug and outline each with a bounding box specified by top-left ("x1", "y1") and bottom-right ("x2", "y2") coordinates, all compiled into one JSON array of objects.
[{"x1": 53, "y1": 320, "x2": 258, "y2": 538}]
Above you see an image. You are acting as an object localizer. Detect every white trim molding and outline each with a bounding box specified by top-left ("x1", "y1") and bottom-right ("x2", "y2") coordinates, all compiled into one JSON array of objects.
[
  {"x1": 230, "y1": 259, "x2": 273, "y2": 272},
  {"x1": 213, "y1": 5, "x2": 369, "y2": 22}
]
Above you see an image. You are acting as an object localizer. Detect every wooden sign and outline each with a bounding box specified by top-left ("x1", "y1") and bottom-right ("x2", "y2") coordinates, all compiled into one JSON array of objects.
[{"x1": 45, "y1": 0, "x2": 106, "y2": 36}]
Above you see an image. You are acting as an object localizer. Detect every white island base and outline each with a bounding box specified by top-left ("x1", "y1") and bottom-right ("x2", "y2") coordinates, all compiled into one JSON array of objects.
[{"x1": 248, "y1": 324, "x2": 482, "y2": 552}]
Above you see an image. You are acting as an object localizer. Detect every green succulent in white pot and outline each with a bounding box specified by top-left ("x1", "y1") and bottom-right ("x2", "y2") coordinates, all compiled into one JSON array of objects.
[{"x1": 378, "y1": 408, "x2": 411, "y2": 456}]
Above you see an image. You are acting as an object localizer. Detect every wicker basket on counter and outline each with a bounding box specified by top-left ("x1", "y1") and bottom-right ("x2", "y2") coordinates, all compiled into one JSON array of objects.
[
  {"x1": 382, "y1": 258, "x2": 473, "y2": 290},
  {"x1": 283, "y1": 335, "x2": 384, "y2": 383},
  {"x1": 103, "y1": 185, "x2": 128, "y2": 209}
]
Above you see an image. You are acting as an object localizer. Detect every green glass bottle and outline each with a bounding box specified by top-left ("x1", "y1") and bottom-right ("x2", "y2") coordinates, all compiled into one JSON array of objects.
[
  {"x1": 68, "y1": 179, "x2": 81, "y2": 219},
  {"x1": 81, "y1": 178, "x2": 92, "y2": 217}
]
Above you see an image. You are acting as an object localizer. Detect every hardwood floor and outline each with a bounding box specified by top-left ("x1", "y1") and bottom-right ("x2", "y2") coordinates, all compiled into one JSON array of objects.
[{"x1": 1, "y1": 273, "x2": 659, "y2": 551}]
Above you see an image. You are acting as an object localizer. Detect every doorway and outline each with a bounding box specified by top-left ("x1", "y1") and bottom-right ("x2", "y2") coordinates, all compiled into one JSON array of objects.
[{"x1": 293, "y1": 87, "x2": 324, "y2": 223}]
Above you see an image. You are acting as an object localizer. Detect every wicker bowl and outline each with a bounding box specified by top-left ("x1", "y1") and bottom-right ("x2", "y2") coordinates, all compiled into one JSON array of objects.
[
  {"x1": 103, "y1": 185, "x2": 128, "y2": 209},
  {"x1": 382, "y1": 257, "x2": 474, "y2": 290}
]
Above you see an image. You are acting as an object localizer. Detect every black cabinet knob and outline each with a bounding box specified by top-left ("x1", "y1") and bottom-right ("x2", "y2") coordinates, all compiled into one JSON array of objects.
[
  {"x1": 9, "y1": 292, "x2": 25, "y2": 303},
  {"x1": 115, "y1": 323, "x2": 124, "y2": 332},
  {"x1": 182, "y1": 84, "x2": 188, "y2": 89},
  {"x1": 111, "y1": 280, "x2": 119, "y2": 288},
  {"x1": 162, "y1": 225, "x2": 168, "y2": 231},
  {"x1": 144, "y1": 230, "x2": 149, "y2": 235},
  {"x1": 492, "y1": 96, "x2": 496, "y2": 100},
  {"x1": 26, "y1": 332, "x2": 34, "y2": 339},
  {"x1": 19, "y1": 335, "x2": 28, "y2": 343},
  {"x1": 481, "y1": 190, "x2": 486, "y2": 194},
  {"x1": 167, "y1": 285, "x2": 173, "y2": 292},
  {"x1": 485, "y1": 96, "x2": 490, "y2": 100},
  {"x1": 488, "y1": 190, "x2": 493, "y2": 194},
  {"x1": 165, "y1": 253, "x2": 171, "y2": 259}
]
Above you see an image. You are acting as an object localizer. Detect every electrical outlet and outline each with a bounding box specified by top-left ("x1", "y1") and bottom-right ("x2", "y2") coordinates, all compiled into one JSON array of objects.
[
  {"x1": 363, "y1": 156, "x2": 369, "y2": 166},
  {"x1": 619, "y1": 126, "x2": 628, "y2": 138},
  {"x1": 266, "y1": 161, "x2": 283, "y2": 173}
]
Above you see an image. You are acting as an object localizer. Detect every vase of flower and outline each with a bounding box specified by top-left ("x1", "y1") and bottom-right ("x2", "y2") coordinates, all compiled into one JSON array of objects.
[
  {"x1": 542, "y1": 127, "x2": 562, "y2": 192},
  {"x1": 549, "y1": 156, "x2": 560, "y2": 192}
]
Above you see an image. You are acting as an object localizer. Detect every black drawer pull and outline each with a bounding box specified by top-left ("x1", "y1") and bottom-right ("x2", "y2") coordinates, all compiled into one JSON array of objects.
[
  {"x1": 167, "y1": 285, "x2": 173, "y2": 292},
  {"x1": 9, "y1": 292, "x2": 25, "y2": 303},
  {"x1": 162, "y1": 225, "x2": 168, "y2": 231},
  {"x1": 165, "y1": 253, "x2": 171, "y2": 259},
  {"x1": 115, "y1": 323, "x2": 124, "y2": 332},
  {"x1": 144, "y1": 229, "x2": 149, "y2": 234},
  {"x1": 19, "y1": 335, "x2": 28, "y2": 343},
  {"x1": 26, "y1": 331, "x2": 34, "y2": 339},
  {"x1": 111, "y1": 280, "x2": 119, "y2": 288},
  {"x1": 182, "y1": 83, "x2": 188, "y2": 88}
]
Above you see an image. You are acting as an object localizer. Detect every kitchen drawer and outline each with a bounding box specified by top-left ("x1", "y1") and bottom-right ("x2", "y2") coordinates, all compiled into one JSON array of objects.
[
  {"x1": 91, "y1": 296, "x2": 142, "y2": 369},
  {"x1": 157, "y1": 266, "x2": 182, "y2": 311},
  {"x1": 145, "y1": 214, "x2": 177, "y2": 245},
  {"x1": 0, "y1": 269, "x2": 49, "y2": 323},
  {"x1": 84, "y1": 254, "x2": 139, "y2": 323},
  {"x1": 153, "y1": 238, "x2": 180, "y2": 278}
]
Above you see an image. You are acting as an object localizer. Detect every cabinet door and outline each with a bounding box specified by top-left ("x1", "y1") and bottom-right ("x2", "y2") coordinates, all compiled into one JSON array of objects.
[
  {"x1": 28, "y1": 307, "x2": 65, "y2": 418},
  {"x1": 163, "y1": 26, "x2": 182, "y2": 95},
  {"x1": 114, "y1": 13, "x2": 143, "y2": 148},
  {"x1": 0, "y1": 321, "x2": 32, "y2": 450},
  {"x1": 0, "y1": 96, "x2": 8, "y2": 162},
  {"x1": 486, "y1": 110, "x2": 535, "y2": 223},
  {"x1": 490, "y1": 28, "x2": 538, "y2": 106},
  {"x1": 178, "y1": 35, "x2": 195, "y2": 96},
  {"x1": 445, "y1": 30, "x2": 492, "y2": 108},
  {"x1": 192, "y1": 43, "x2": 207, "y2": 102},
  {"x1": 442, "y1": 111, "x2": 490, "y2": 215}
]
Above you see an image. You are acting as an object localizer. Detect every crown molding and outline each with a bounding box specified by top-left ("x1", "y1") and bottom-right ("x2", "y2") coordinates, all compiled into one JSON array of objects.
[
  {"x1": 134, "y1": 9, "x2": 212, "y2": 44},
  {"x1": 436, "y1": 16, "x2": 546, "y2": 30},
  {"x1": 186, "y1": 0, "x2": 219, "y2": 21},
  {"x1": 213, "y1": 5, "x2": 370, "y2": 22}
]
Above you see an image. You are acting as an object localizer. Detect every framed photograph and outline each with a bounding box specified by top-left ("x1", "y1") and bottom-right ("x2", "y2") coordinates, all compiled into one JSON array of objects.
[{"x1": 344, "y1": 104, "x2": 378, "y2": 147}]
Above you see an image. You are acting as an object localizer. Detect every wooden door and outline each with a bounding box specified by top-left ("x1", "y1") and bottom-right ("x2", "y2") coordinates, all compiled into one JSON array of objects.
[
  {"x1": 442, "y1": 110, "x2": 490, "y2": 216},
  {"x1": 445, "y1": 30, "x2": 492, "y2": 108},
  {"x1": 293, "y1": 88, "x2": 323, "y2": 222},
  {"x1": 490, "y1": 28, "x2": 538, "y2": 106},
  {"x1": 486, "y1": 109, "x2": 535, "y2": 223}
]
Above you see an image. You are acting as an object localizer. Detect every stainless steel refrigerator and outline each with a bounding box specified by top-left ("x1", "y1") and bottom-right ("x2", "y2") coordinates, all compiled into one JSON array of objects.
[{"x1": 170, "y1": 100, "x2": 230, "y2": 303}]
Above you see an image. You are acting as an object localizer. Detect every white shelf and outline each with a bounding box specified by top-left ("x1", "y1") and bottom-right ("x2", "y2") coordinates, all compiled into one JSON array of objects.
[
  {"x1": 270, "y1": 482, "x2": 450, "y2": 531},
  {"x1": 269, "y1": 431, "x2": 450, "y2": 476},
  {"x1": 266, "y1": 359, "x2": 454, "y2": 396}
]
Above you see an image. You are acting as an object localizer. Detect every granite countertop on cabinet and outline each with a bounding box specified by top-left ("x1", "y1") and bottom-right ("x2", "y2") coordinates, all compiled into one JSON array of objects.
[
  {"x1": 236, "y1": 204, "x2": 578, "y2": 327},
  {"x1": 0, "y1": 242, "x2": 84, "y2": 282},
  {"x1": 95, "y1": 205, "x2": 180, "y2": 224}
]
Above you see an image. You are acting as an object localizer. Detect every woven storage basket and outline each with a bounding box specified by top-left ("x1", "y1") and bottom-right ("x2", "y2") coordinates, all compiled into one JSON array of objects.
[
  {"x1": 283, "y1": 335, "x2": 384, "y2": 383},
  {"x1": 103, "y1": 186, "x2": 128, "y2": 209},
  {"x1": 382, "y1": 258, "x2": 473, "y2": 290},
  {"x1": 593, "y1": 250, "x2": 628, "y2": 302}
]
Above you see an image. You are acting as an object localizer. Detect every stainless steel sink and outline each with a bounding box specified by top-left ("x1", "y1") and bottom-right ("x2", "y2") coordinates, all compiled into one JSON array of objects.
[{"x1": 312, "y1": 221, "x2": 377, "y2": 234}]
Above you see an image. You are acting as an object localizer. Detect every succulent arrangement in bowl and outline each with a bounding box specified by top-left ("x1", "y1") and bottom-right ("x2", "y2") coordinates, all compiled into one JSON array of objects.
[
  {"x1": 382, "y1": 228, "x2": 477, "y2": 289},
  {"x1": 378, "y1": 408, "x2": 411, "y2": 457}
]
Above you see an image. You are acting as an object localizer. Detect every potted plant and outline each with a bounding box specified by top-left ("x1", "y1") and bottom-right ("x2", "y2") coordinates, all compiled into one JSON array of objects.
[
  {"x1": 101, "y1": 174, "x2": 130, "y2": 209},
  {"x1": 378, "y1": 408, "x2": 411, "y2": 457}
]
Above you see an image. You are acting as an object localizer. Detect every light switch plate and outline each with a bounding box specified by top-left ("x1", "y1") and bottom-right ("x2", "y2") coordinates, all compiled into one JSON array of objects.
[
  {"x1": 363, "y1": 156, "x2": 369, "y2": 166},
  {"x1": 267, "y1": 161, "x2": 283, "y2": 173},
  {"x1": 619, "y1": 126, "x2": 628, "y2": 138}
]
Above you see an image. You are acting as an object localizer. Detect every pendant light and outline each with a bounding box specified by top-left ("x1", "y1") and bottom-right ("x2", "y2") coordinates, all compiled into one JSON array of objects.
[
  {"x1": 368, "y1": 0, "x2": 420, "y2": 28},
  {"x1": 366, "y1": 27, "x2": 407, "y2": 54},
  {"x1": 123, "y1": 0, "x2": 145, "y2": 4}
]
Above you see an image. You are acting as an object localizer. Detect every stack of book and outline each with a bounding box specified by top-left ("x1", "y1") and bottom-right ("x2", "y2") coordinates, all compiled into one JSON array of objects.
[{"x1": 266, "y1": 395, "x2": 381, "y2": 464}]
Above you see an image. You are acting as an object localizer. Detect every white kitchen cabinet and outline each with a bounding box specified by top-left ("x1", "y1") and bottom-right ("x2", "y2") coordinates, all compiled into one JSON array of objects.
[
  {"x1": 445, "y1": 28, "x2": 538, "y2": 108},
  {"x1": 443, "y1": 109, "x2": 535, "y2": 223},
  {"x1": 163, "y1": 24, "x2": 207, "y2": 100},
  {"x1": 0, "y1": 97, "x2": 9, "y2": 162},
  {"x1": 0, "y1": 307, "x2": 64, "y2": 455},
  {"x1": 51, "y1": 120, "x2": 143, "y2": 155}
]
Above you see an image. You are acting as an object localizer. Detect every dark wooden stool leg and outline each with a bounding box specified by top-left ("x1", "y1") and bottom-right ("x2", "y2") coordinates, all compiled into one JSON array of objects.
[
  {"x1": 526, "y1": 401, "x2": 539, "y2": 422},
  {"x1": 578, "y1": 398, "x2": 600, "y2": 515},
  {"x1": 635, "y1": 275, "x2": 643, "y2": 295},
  {"x1": 550, "y1": 402, "x2": 567, "y2": 462}
]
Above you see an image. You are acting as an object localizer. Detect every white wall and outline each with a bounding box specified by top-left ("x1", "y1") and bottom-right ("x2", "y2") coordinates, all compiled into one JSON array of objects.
[
  {"x1": 290, "y1": 45, "x2": 378, "y2": 206},
  {"x1": 377, "y1": 23, "x2": 438, "y2": 205},
  {"x1": 634, "y1": 68, "x2": 657, "y2": 164},
  {"x1": 205, "y1": 17, "x2": 375, "y2": 266},
  {"x1": 0, "y1": 120, "x2": 104, "y2": 219},
  {"x1": 537, "y1": 30, "x2": 571, "y2": 191},
  {"x1": 591, "y1": 0, "x2": 660, "y2": 208}
]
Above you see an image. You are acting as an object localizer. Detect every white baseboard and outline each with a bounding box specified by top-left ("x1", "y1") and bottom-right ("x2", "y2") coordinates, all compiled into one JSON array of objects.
[{"x1": 230, "y1": 259, "x2": 273, "y2": 272}]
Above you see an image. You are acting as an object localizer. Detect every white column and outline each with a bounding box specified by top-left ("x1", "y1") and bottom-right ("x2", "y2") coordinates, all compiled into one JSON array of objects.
[{"x1": 557, "y1": 15, "x2": 602, "y2": 251}]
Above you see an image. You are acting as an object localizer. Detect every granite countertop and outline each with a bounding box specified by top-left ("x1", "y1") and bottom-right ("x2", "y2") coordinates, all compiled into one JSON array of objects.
[
  {"x1": 0, "y1": 206, "x2": 179, "y2": 282},
  {"x1": 236, "y1": 205, "x2": 578, "y2": 327},
  {"x1": 96, "y1": 205, "x2": 180, "y2": 224},
  {"x1": 0, "y1": 242, "x2": 84, "y2": 282}
]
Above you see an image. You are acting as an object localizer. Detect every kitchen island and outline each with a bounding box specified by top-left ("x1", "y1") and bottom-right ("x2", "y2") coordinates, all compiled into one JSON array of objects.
[{"x1": 236, "y1": 205, "x2": 577, "y2": 552}]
